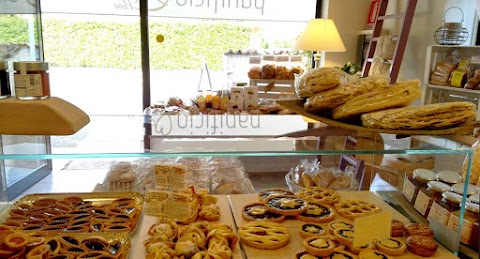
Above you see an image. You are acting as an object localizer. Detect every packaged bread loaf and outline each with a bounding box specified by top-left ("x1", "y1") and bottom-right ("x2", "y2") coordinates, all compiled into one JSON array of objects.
[
  {"x1": 304, "y1": 75, "x2": 389, "y2": 113},
  {"x1": 296, "y1": 67, "x2": 352, "y2": 98},
  {"x1": 332, "y1": 79, "x2": 421, "y2": 120},
  {"x1": 430, "y1": 60, "x2": 457, "y2": 85},
  {"x1": 463, "y1": 138, "x2": 480, "y2": 187},
  {"x1": 361, "y1": 101, "x2": 477, "y2": 130}
]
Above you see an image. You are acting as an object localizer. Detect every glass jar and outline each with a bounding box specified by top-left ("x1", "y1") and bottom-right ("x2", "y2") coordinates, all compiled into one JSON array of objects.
[
  {"x1": 414, "y1": 181, "x2": 450, "y2": 217},
  {"x1": 13, "y1": 61, "x2": 50, "y2": 100},
  {"x1": 427, "y1": 191, "x2": 463, "y2": 225},
  {"x1": 447, "y1": 202, "x2": 479, "y2": 245},
  {"x1": 0, "y1": 61, "x2": 11, "y2": 99},
  {"x1": 451, "y1": 183, "x2": 479, "y2": 196},
  {"x1": 436, "y1": 170, "x2": 462, "y2": 185},
  {"x1": 402, "y1": 168, "x2": 436, "y2": 204}
]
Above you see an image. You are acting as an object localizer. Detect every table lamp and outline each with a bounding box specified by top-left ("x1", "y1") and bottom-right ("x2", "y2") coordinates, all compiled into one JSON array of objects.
[{"x1": 295, "y1": 19, "x2": 346, "y2": 68}]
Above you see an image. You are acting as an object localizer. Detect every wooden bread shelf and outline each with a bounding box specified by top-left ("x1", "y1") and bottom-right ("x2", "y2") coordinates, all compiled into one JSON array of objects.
[{"x1": 0, "y1": 97, "x2": 89, "y2": 135}]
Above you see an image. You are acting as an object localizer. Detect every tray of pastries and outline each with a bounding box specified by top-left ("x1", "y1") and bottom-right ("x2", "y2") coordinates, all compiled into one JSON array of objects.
[
  {"x1": 1, "y1": 192, "x2": 144, "y2": 235},
  {"x1": 229, "y1": 189, "x2": 455, "y2": 258}
]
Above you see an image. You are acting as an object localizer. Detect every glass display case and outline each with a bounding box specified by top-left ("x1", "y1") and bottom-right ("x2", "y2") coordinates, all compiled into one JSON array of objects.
[{"x1": 0, "y1": 114, "x2": 477, "y2": 258}]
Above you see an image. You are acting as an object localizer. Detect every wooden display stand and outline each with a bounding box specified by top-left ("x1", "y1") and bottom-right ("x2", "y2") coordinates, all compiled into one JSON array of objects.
[{"x1": 0, "y1": 97, "x2": 89, "y2": 135}]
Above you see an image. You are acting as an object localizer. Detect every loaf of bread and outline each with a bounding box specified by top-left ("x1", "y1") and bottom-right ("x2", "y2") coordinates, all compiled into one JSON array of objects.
[
  {"x1": 361, "y1": 101, "x2": 477, "y2": 130},
  {"x1": 297, "y1": 67, "x2": 352, "y2": 98},
  {"x1": 332, "y1": 79, "x2": 421, "y2": 120},
  {"x1": 304, "y1": 75, "x2": 390, "y2": 113},
  {"x1": 463, "y1": 140, "x2": 480, "y2": 187}
]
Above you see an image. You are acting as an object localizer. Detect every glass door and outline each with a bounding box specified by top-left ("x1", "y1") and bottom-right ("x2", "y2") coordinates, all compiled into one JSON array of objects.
[
  {"x1": 39, "y1": 1, "x2": 145, "y2": 155},
  {"x1": 0, "y1": 0, "x2": 50, "y2": 200},
  {"x1": 145, "y1": 0, "x2": 318, "y2": 151}
]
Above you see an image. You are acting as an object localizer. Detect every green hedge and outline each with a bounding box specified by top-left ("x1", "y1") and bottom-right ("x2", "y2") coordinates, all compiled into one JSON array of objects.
[
  {"x1": 0, "y1": 15, "x2": 37, "y2": 43},
  {"x1": 1, "y1": 15, "x2": 253, "y2": 70}
]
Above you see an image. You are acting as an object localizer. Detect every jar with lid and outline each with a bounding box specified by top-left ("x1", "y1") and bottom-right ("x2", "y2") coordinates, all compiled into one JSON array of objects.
[
  {"x1": 414, "y1": 181, "x2": 451, "y2": 217},
  {"x1": 436, "y1": 170, "x2": 462, "y2": 185},
  {"x1": 469, "y1": 194, "x2": 479, "y2": 204},
  {"x1": 427, "y1": 191, "x2": 463, "y2": 225},
  {"x1": 402, "y1": 168, "x2": 437, "y2": 204},
  {"x1": 450, "y1": 182, "x2": 479, "y2": 196},
  {"x1": 13, "y1": 61, "x2": 50, "y2": 100},
  {"x1": 0, "y1": 61, "x2": 11, "y2": 99},
  {"x1": 447, "y1": 201, "x2": 479, "y2": 245},
  {"x1": 467, "y1": 200, "x2": 479, "y2": 251}
]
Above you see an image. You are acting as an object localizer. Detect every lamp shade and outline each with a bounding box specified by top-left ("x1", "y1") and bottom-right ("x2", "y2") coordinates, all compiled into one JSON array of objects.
[{"x1": 295, "y1": 19, "x2": 346, "y2": 52}]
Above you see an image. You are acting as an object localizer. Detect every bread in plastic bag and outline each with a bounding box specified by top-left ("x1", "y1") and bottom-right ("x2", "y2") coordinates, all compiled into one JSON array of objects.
[{"x1": 296, "y1": 67, "x2": 353, "y2": 98}]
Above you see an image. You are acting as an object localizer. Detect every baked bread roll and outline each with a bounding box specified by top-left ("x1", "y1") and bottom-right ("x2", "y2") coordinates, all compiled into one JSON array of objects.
[
  {"x1": 304, "y1": 75, "x2": 389, "y2": 113},
  {"x1": 332, "y1": 79, "x2": 421, "y2": 120},
  {"x1": 297, "y1": 67, "x2": 352, "y2": 98},
  {"x1": 361, "y1": 101, "x2": 477, "y2": 130}
]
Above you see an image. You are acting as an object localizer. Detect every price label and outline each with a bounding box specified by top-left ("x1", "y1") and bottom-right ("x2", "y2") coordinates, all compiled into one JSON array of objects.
[{"x1": 353, "y1": 211, "x2": 392, "y2": 248}]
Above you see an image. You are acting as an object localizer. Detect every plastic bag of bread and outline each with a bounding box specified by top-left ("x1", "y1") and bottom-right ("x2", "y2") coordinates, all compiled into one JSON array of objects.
[
  {"x1": 430, "y1": 60, "x2": 457, "y2": 85},
  {"x1": 296, "y1": 67, "x2": 353, "y2": 98},
  {"x1": 463, "y1": 138, "x2": 480, "y2": 187},
  {"x1": 304, "y1": 75, "x2": 390, "y2": 113}
]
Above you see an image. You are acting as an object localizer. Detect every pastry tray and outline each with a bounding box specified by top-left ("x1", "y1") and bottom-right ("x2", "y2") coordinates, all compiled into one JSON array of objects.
[
  {"x1": 277, "y1": 99, "x2": 480, "y2": 136},
  {"x1": 8, "y1": 192, "x2": 144, "y2": 235}
]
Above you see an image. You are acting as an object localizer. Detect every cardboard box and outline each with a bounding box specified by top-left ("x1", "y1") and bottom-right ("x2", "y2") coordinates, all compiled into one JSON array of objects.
[
  {"x1": 230, "y1": 86, "x2": 244, "y2": 101},
  {"x1": 229, "y1": 100, "x2": 244, "y2": 111}
]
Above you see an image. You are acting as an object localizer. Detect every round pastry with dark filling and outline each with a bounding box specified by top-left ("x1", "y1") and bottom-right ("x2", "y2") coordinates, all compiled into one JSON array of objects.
[
  {"x1": 348, "y1": 242, "x2": 374, "y2": 255},
  {"x1": 303, "y1": 236, "x2": 335, "y2": 257},
  {"x1": 296, "y1": 203, "x2": 335, "y2": 223},
  {"x1": 264, "y1": 195, "x2": 307, "y2": 216},
  {"x1": 359, "y1": 249, "x2": 391, "y2": 259},
  {"x1": 375, "y1": 237, "x2": 407, "y2": 256},
  {"x1": 294, "y1": 251, "x2": 322, "y2": 259},
  {"x1": 334, "y1": 228, "x2": 355, "y2": 247},
  {"x1": 328, "y1": 221, "x2": 354, "y2": 235},
  {"x1": 299, "y1": 223, "x2": 325, "y2": 238},
  {"x1": 323, "y1": 249, "x2": 357, "y2": 259},
  {"x1": 242, "y1": 202, "x2": 285, "y2": 223},
  {"x1": 258, "y1": 188, "x2": 294, "y2": 202}
]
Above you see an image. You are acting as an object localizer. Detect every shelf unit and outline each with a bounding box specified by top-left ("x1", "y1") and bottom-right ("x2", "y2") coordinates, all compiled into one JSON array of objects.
[{"x1": 421, "y1": 45, "x2": 480, "y2": 119}]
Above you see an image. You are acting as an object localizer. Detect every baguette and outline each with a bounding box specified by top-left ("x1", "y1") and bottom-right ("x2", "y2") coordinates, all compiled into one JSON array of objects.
[
  {"x1": 304, "y1": 75, "x2": 390, "y2": 113},
  {"x1": 332, "y1": 79, "x2": 421, "y2": 120},
  {"x1": 361, "y1": 101, "x2": 477, "y2": 130}
]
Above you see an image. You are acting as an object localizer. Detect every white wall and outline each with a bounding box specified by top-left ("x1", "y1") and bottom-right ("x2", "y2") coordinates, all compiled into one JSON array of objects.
[
  {"x1": 323, "y1": 0, "x2": 372, "y2": 67},
  {"x1": 324, "y1": 0, "x2": 478, "y2": 84}
]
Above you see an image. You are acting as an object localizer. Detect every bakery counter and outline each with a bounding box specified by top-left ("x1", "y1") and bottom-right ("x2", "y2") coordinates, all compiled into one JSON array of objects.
[{"x1": 228, "y1": 192, "x2": 458, "y2": 259}]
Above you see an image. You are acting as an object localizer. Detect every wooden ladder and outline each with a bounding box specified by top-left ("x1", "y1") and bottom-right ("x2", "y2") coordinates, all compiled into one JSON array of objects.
[{"x1": 362, "y1": 0, "x2": 418, "y2": 83}]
